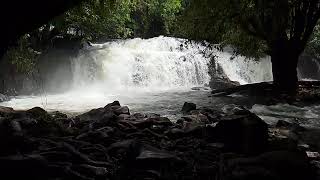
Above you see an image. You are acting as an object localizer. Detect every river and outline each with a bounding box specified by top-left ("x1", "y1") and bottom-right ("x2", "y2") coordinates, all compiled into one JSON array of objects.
[{"x1": 1, "y1": 36, "x2": 320, "y2": 127}]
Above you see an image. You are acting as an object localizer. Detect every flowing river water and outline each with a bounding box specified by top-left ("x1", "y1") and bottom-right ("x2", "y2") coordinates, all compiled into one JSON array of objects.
[{"x1": 1, "y1": 36, "x2": 320, "y2": 127}]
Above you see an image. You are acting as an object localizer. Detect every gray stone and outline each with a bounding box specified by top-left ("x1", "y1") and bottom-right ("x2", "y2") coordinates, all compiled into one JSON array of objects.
[
  {"x1": 0, "y1": 94, "x2": 9, "y2": 102},
  {"x1": 214, "y1": 109, "x2": 268, "y2": 154},
  {"x1": 224, "y1": 151, "x2": 315, "y2": 180},
  {"x1": 182, "y1": 102, "x2": 196, "y2": 113},
  {"x1": 114, "y1": 106, "x2": 130, "y2": 115}
]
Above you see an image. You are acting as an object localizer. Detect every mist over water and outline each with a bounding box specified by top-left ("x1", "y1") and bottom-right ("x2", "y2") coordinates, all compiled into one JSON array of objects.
[
  {"x1": 0, "y1": 36, "x2": 291, "y2": 120},
  {"x1": 0, "y1": 37, "x2": 273, "y2": 113},
  {"x1": 72, "y1": 36, "x2": 211, "y2": 92}
]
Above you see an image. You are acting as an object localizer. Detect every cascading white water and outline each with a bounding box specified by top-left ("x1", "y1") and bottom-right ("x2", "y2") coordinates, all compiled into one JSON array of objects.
[
  {"x1": 215, "y1": 51, "x2": 273, "y2": 84},
  {"x1": 0, "y1": 36, "x2": 274, "y2": 114},
  {"x1": 71, "y1": 36, "x2": 273, "y2": 92},
  {"x1": 71, "y1": 36, "x2": 212, "y2": 92}
]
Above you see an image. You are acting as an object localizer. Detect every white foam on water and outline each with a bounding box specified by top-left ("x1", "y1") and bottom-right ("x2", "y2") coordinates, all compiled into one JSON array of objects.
[{"x1": 0, "y1": 36, "x2": 274, "y2": 115}]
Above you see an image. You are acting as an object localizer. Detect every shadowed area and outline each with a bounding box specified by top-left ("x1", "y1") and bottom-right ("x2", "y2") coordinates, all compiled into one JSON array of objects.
[{"x1": 0, "y1": 0, "x2": 83, "y2": 57}]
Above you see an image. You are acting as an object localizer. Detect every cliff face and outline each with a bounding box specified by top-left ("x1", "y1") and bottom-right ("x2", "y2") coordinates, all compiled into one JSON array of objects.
[{"x1": 0, "y1": 0, "x2": 82, "y2": 57}]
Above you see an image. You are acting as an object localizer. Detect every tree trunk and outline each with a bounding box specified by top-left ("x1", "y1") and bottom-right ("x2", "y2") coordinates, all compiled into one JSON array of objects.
[{"x1": 270, "y1": 42, "x2": 299, "y2": 94}]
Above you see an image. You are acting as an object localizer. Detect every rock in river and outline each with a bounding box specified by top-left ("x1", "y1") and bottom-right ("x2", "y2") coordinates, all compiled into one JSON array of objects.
[
  {"x1": 214, "y1": 108, "x2": 268, "y2": 154},
  {"x1": 182, "y1": 102, "x2": 196, "y2": 113}
]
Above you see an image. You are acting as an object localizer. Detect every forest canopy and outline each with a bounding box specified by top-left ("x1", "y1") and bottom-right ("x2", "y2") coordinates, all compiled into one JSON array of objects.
[{"x1": 4, "y1": 0, "x2": 320, "y2": 92}]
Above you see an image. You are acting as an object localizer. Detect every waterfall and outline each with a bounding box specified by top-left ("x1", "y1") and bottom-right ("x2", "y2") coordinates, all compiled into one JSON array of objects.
[
  {"x1": 71, "y1": 36, "x2": 273, "y2": 92},
  {"x1": 0, "y1": 36, "x2": 275, "y2": 113},
  {"x1": 71, "y1": 36, "x2": 212, "y2": 91}
]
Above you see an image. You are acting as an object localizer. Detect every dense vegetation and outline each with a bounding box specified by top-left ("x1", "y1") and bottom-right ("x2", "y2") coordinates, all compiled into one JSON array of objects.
[
  {"x1": 178, "y1": 0, "x2": 320, "y2": 92},
  {"x1": 3, "y1": 0, "x2": 320, "y2": 93},
  {"x1": 4, "y1": 0, "x2": 183, "y2": 75}
]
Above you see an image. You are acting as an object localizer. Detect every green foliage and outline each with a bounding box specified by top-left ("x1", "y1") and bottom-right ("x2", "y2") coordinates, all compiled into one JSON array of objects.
[
  {"x1": 51, "y1": 0, "x2": 134, "y2": 40},
  {"x1": 175, "y1": 0, "x2": 265, "y2": 59},
  {"x1": 5, "y1": 0, "x2": 184, "y2": 73},
  {"x1": 6, "y1": 35, "x2": 40, "y2": 74},
  {"x1": 306, "y1": 24, "x2": 320, "y2": 59},
  {"x1": 177, "y1": 0, "x2": 320, "y2": 59},
  {"x1": 51, "y1": 0, "x2": 183, "y2": 39}
]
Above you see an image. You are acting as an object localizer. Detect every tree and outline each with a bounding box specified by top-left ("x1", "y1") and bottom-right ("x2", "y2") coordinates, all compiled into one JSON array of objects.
[
  {"x1": 51, "y1": 0, "x2": 134, "y2": 40},
  {"x1": 178, "y1": 0, "x2": 320, "y2": 92},
  {"x1": 306, "y1": 23, "x2": 320, "y2": 59},
  {"x1": 131, "y1": 0, "x2": 182, "y2": 37}
]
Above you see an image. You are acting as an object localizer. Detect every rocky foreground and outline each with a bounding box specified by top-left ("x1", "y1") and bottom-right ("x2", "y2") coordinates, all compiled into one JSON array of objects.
[{"x1": 0, "y1": 101, "x2": 319, "y2": 180}]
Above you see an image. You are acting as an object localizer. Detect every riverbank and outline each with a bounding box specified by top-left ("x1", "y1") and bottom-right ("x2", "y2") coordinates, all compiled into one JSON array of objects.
[{"x1": 0, "y1": 100, "x2": 319, "y2": 180}]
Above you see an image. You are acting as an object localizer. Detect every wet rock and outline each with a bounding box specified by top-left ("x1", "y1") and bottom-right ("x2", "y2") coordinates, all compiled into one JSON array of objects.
[
  {"x1": 132, "y1": 113, "x2": 146, "y2": 119},
  {"x1": 145, "y1": 113, "x2": 161, "y2": 119},
  {"x1": 114, "y1": 106, "x2": 130, "y2": 115},
  {"x1": 74, "y1": 164, "x2": 108, "y2": 177},
  {"x1": 108, "y1": 139, "x2": 141, "y2": 158},
  {"x1": 118, "y1": 114, "x2": 131, "y2": 120},
  {"x1": 97, "y1": 111, "x2": 118, "y2": 126},
  {"x1": 105, "y1": 101, "x2": 121, "y2": 108},
  {"x1": 76, "y1": 130, "x2": 110, "y2": 144},
  {"x1": 0, "y1": 155, "x2": 50, "y2": 180},
  {"x1": 191, "y1": 87, "x2": 210, "y2": 91},
  {"x1": 137, "y1": 146, "x2": 180, "y2": 161},
  {"x1": 51, "y1": 111, "x2": 68, "y2": 119},
  {"x1": 297, "y1": 127, "x2": 320, "y2": 152},
  {"x1": 191, "y1": 87, "x2": 201, "y2": 91},
  {"x1": 77, "y1": 107, "x2": 118, "y2": 128},
  {"x1": 214, "y1": 109, "x2": 268, "y2": 154},
  {"x1": 151, "y1": 117, "x2": 172, "y2": 126},
  {"x1": 131, "y1": 145, "x2": 184, "y2": 179},
  {"x1": 207, "y1": 143, "x2": 225, "y2": 150},
  {"x1": 0, "y1": 106, "x2": 14, "y2": 114},
  {"x1": 224, "y1": 151, "x2": 315, "y2": 180},
  {"x1": 77, "y1": 108, "x2": 106, "y2": 122},
  {"x1": 276, "y1": 120, "x2": 294, "y2": 128},
  {"x1": 0, "y1": 94, "x2": 9, "y2": 102},
  {"x1": 221, "y1": 104, "x2": 247, "y2": 115},
  {"x1": 183, "y1": 124, "x2": 206, "y2": 137},
  {"x1": 182, "y1": 114, "x2": 209, "y2": 124},
  {"x1": 9, "y1": 120, "x2": 23, "y2": 134},
  {"x1": 209, "y1": 76, "x2": 240, "y2": 90},
  {"x1": 191, "y1": 107, "x2": 223, "y2": 123},
  {"x1": 26, "y1": 107, "x2": 49, "y2": 119},
  {"x1": 136, "y1": 145, "x2": 182, "y2": 165},
  {"x1": 0, "y1": 100, "x2": 316, "y2": 180},
  {"x1": 133, "y1": 119, "x2": 155, "y2": 129},
  {"x1": 182, "y1": 102, "x2": 196, "y2": 113},
  {"x1": 122, "y1": 116, "x2": 173, "y2": 130},
  {"x1": 165, "y1": 128, "x2": 185, "y2": 138}
]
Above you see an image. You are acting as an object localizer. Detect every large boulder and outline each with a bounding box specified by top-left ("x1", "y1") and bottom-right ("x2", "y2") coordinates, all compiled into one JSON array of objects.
[
  {"x1": 214, "y1": 107, "x2": 268, "y2": 154},
  {"x1": 210, "y1": 76, "x2": 240, "y2": 90},
  {"x1": 181, "y1": 102, "x2": 196, "y2": 114},
  {"x1": 76, "y1": 101, "x2": 121, "y2": 127},
  {"x1": 0, "y1": 106, "x2": 14, "y2": 115},
  {"x1": 108, "y1": 140, "x2": 183, "y2": 179},
  {"x1": 208, "y1": 58, "x2": 240, "y2": 90}
]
